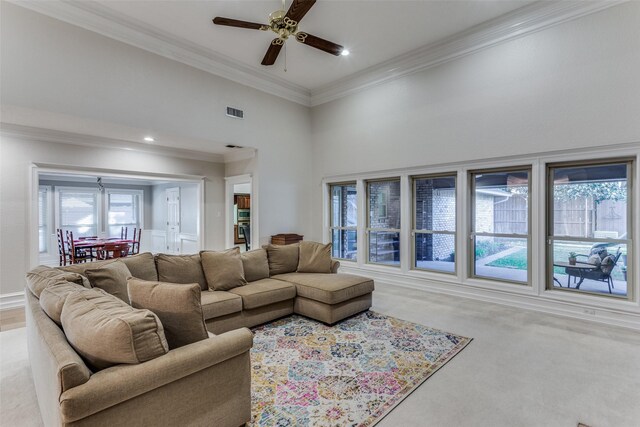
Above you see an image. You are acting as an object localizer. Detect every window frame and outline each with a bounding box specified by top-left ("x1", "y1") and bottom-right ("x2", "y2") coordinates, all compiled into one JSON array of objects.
[
  {"x1": 468, "y1": 166, "x2": 532, "y2": 286},
  {"x1": 545, "y1": 157, "x2": 634, "y2": 300},
  {"x1": 366, "y1": 177, "x2": 401, "y2": 267},
  {"x1": 411, "y1": 173, "x2": 457, "y2": 275},
  {"x1": 328, "y1": 182, "x2": 358, "y2": 261},
  {"x1": 38, "y1": 185, "x2": 52, "y2": 254}
]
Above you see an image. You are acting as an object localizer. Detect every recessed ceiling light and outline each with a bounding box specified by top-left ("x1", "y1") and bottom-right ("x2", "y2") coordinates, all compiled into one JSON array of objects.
[
  {"x1": 143, "y1": 136, "x2": 155, "y2": 142},
  {"x1": 341, "y1": 49, "x2": 350, "y2": 56}
]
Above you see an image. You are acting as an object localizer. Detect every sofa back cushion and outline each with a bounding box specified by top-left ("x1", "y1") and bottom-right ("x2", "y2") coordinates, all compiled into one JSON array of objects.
[
  {"x1": 84, "y1": 261, "x2": 133, "y2": 304},
  {"x1": 26, "y1": 266, "x2": 85, "y2": 298},
  {"x1": 240, "y1": 249, "x2": 270, "y2": 282},
  {"x1": 61, "y1": 289, "x2": 168, "y2": 370},
  {"x1": 155, "y1": 254, "x2": 208, "y2": 291},
  {"x1": 128, "y1": 278, "x2": 208, "y2": 349},
  {"x1": 39, "y1": 282, "x2": 89, "y2": 325},
  {"x1": 297, "y1": 241, "x2": 332, "y2": 273},
  {"x1": 264, "y1": 244, "x2": 300, "y2": 276},
  {"x1": 201, "y1": 249, "x2": 248, "y2": 291},
  {"x1": 121, "y1": 252, "x2": 158, "y2": 281}
]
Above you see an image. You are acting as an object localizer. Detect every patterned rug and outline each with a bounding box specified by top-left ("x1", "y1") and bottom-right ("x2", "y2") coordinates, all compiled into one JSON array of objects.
[{"x1": 250, "y1": 311, "x2": 472, "y2": 426}]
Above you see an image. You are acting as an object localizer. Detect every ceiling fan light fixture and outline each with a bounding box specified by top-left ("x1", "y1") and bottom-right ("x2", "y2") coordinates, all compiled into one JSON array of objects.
[
  {"x1": 143, "y1": 136, "x2": 155, "y2": 142},
  {"x1": 341, "y1": 49, "x2": 350, "y2": 56}
]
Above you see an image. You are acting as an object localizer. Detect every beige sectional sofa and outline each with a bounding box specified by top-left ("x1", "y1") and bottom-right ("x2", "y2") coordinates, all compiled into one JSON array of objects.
[{"x1": 25, "y1": 244, "x2": 374, "y2": 426}]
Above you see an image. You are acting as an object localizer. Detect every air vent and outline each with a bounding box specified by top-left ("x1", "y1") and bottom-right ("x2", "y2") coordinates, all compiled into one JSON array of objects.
[{"x1": 226, "y1": 106, "x2": 244, "y2": 119}]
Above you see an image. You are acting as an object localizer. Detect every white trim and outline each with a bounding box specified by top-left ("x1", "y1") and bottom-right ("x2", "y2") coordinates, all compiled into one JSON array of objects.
[
  {"x1": 310, "y1": 1, "x2": 625, "y2": 106},
  {"x1": 7, "y1": 0, "x2": 623, "y2": 107},
  {"x1": 0, "y1": 292, "x2": 25, "y2": 311}
]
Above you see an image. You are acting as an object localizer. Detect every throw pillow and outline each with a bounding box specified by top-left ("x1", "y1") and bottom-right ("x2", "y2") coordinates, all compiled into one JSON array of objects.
[
  {"x1": 39, "y1": 282, "x2": 89, "y2": 325},
  {"x1": 297, "y1": 241, "x2": 332, "y2": 273},
  {"x1": 61, "y1": 289, "x2": 168, "y2": 370},
  {"x1": 121, "y1": 252, "x2": 158, "y2": 281},
  {"x1": 240, "y1": 249, "x2": 270, "y2": 282},
  {"x1": 84, "y1": 260, "x2": 133, "y2": 304},
  {"x1": 600, "y1": 254, "x2": 616, "y2": 275},
  {"x1": 155, "y1": 254, "x2": 208, "y2": 291},
  {"x1": 200, "y1": 249, "x2": 248, "y2": 291},
  {"x1": 264, "y1": 243, "x2": 300, "y2": 275},
  {"x1": 26, "y1": 266, "x2": 85, "y2": 298},
  {"x1": 587, "y1": 255, "x2": 601, "y2": 266},
  {"x1": 128, "y1": 278, "x2": 208, "y2": 349}
]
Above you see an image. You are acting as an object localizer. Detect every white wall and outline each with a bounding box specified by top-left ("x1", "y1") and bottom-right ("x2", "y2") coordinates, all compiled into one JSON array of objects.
[
  {"x1": 310, "y1": 2, "x2": 640, "y2": 239},
  {"x1": 0, "y1": 136, "x2": 225, "y2": 296},
  {"x1": 0, "y1": 2, "x2": 313, "y2": 252}
]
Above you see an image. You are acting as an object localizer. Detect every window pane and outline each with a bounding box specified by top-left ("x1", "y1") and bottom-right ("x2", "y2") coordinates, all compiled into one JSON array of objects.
[
  {"x1": 108, "y1": 193, "x2": 139, "y2": 225},
  {"x1": 414, "y1": 176, "x2": 455, "y2": 231},
  {"x1": 474, "y1": 236, "x2": 527, "y2": 283},
  {"x1": 368, "y1": 231, "x2": 400, "y2": 265},
  {"x1": 60, "y1": 191, "x2": 98, "y2": 238},
  {"x1": 331, "y1": 229, "x2": 357, "y2": 260},
  {"x1": 415, "y1": 232, "x2": 455, "y2": 273},
  {"x1": 549, "y1": 240, "x2": 627, "y2": 297},
  {"x1": 474, "y1": 171, "x2": 529, "y2": 234},
  {"x1": 331, "y1": 184, "x2": 357, "y2": 227},
  {"x1": 368, "y1": 180, "x2": 400, "y2": 230},
  {"x1": 552, "y1": 164, "x2": 627, "y2": 238}
]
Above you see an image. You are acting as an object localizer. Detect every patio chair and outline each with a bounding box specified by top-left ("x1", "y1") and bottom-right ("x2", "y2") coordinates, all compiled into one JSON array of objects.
[{"x1": 566, "y1": 246, "x2": 622, "y2": 294}]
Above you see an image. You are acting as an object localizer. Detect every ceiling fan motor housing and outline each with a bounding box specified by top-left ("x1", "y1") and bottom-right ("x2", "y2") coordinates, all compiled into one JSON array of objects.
[{"x1": 266, "y1": 9, "x2": 298, "y2": 40}]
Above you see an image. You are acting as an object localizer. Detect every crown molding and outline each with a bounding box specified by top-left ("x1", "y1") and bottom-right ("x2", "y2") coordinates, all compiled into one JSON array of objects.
[
  {"x1": 0, "y1": 123, "x2": 226, "y2": 163},
  {"x1": 309, "y1": 0, "x2": 626, "y2": 106},
  {"x1": 9, "y1": 0, "x2": 625, "y2": 108},
  {"x1": 9, "y1": 0, "x2": 311, "y2": 106}
]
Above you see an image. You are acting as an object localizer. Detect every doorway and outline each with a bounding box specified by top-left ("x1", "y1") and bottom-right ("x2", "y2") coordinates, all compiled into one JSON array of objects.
[{"x1": 225, "y1": 175, "x2": 254, "y2": 251}]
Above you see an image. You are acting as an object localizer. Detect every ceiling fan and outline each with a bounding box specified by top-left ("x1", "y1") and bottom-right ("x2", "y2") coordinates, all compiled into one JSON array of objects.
[{"x1": 212, "y1": 0, "x2": 346, "y2": 66}]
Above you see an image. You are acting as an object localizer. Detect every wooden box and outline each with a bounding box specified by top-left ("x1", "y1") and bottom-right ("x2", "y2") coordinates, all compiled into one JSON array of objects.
[{"x1": 271, "y1": 234, "x2": 303, "y2": 245}]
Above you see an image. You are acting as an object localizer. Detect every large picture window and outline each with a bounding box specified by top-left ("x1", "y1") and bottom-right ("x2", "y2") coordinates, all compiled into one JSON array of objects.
[
  {"x1": 547, "y1": 160, "x2": 633, "y2": 298},
  {"x1": 367, "y1": 179, "x2": 401, "y2": 266},
  {"x1": 107, "y1": 190, "x2": 142, "y2": 237},
  {"x1": 413, "y1": 174, "x2": 456, "y2": 273},
  {"x1": 329, "y1": 183, "x2": 357, "y2": 260},
  {"x1": 470, "y1": 168, "x2": 531, "y2": 284}
]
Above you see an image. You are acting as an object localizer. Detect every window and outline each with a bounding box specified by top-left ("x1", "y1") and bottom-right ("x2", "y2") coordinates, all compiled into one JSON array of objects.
[
  {"x1": 413, "y1": 175, "x2": 456, "y2": 273},
  {"x1": 470, "y1": 168, "x2": 530, "y2": 284},
  {"x1": 547, "y1": 160, "x2": 633, "y2": 298},
  {"x1": 367, "y1": 179, "x2": 401, "y2": 266},
  {"x1": 329, "y1": 183, "x2": 357, "y2": 260},
  {"x1": 38, "y1": 186, "x2": 50, "y2": 253},
  {"x1": 58, "y1": 188, "x2": 99, "y2": 238},
  {"x1": 107, "y1": 190, "x2": 142, "y2": 237}
]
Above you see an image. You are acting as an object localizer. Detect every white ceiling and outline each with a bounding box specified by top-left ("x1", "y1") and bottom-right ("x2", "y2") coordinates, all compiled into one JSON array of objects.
[{"x1": 91, "y1": 0, "x2": 536, "y2": 91}]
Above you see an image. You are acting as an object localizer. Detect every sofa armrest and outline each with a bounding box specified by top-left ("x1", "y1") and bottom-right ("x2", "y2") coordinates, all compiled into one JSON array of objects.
[
  {"x1": 331, "y1": 259, "x2": 341, "y2": 273},
  {"x1": 59, "y1": 327, "x2": 253, "y2": 423}
]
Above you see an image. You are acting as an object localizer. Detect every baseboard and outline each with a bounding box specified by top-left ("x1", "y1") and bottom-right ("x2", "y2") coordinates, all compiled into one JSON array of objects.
[
  {"x1": 0, "y1": 292, "x2": 25, "y2": 311},
  {"x1": 339, "y1": 265, "x2": 640, "y2": 331}
]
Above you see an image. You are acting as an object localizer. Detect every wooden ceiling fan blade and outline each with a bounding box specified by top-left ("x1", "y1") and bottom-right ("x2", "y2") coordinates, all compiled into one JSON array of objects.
[
  {"x1": 285, "y1": 0, "x2": 316, "y2": 24},
  {"x1": 212, "y1": 17, "x2": 266, "y2": 30},
  {"x1": 261, "y1": 39, "x2": 284, "y2": 66},
  {"x1": 295, "y1": 32, "x2": 343, "y2": 56}
]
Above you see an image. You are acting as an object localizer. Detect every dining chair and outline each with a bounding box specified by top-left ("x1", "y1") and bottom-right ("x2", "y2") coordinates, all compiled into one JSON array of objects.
[
  {"x1": 120, "y1": 226, "x2": 128, "y2": 240},
  {"x1": 239, "y1": 224, "x2": 250, "y2": 251},
  {"x1": 67, "y1": 231, "x2": 92, "y2": 264},
  {"x1": 56, "y1": 229, "x2": 69, "y2": 266},
  {"x1": 97, "y1": 243, "x2": 130, "y2": 260},
  {"x1": 130, "y1": 228, "x2": 142, "y2": 255}
]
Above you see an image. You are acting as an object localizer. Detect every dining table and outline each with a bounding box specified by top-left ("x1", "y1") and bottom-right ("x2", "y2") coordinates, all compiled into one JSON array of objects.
[
  {"x1": 74, "y1": 238, "x2": 134, "y2": 259},
  {"x1": 552, "y1": 261, "x2": 598, "y2": 289}
]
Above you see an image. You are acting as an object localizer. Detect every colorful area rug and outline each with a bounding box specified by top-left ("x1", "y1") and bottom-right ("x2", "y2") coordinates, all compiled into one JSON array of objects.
[{"x1": 250, "y1": 311, "x2": 472, "y2": 426}]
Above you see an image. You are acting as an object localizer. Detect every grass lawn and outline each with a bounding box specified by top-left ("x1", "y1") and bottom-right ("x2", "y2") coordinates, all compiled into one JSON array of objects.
[{"x1": 486, "y1": 248, "x2": 527, "y2": 270}]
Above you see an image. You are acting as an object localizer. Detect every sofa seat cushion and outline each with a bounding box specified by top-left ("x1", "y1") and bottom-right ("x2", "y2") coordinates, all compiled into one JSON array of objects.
[
  {"x1": 229, "y1": 279, "x2": 296, "y2": 310},
  {"x1": 61, "y1": 289, "x2": 169, "y2": 370},
  {"x1": 200, "y1": 291, "x2": 242, "y2": 319},
  {"x1": 26, "y1": 266, "x2": 85, "y2": 298},
  {"x1": 272, "y1": 273, "x2": 374, "y2": 305}
]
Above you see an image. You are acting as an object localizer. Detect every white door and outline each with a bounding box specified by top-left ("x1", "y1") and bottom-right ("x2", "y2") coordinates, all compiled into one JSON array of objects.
[{"x1": 166, "y1": 187, "x2": 180, "y2": 254}]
